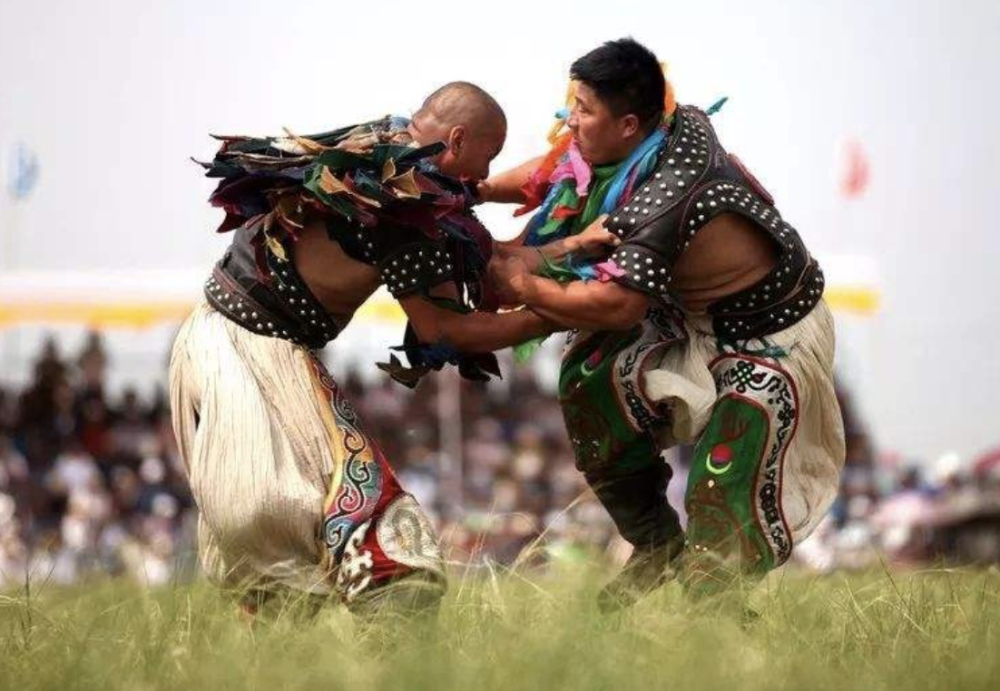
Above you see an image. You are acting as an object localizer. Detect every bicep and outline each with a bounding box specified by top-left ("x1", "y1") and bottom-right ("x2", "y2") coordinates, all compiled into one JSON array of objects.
[{"x1": 582, "y1": 281, "x2": 650, "y2": 325}]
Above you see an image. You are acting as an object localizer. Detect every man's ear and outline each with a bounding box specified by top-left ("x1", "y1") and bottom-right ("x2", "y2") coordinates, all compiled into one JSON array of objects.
[
  {"x1": 620, "y1": 114, "x2": 640, "y2": 139},
  {"x1": 448, "y1": 125, "x2": 467, "y2": 155}
]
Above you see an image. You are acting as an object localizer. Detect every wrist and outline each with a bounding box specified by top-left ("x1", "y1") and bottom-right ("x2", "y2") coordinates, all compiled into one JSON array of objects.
[{"x1": 563, "y1": 235, "x2": 581, "y2": 256}]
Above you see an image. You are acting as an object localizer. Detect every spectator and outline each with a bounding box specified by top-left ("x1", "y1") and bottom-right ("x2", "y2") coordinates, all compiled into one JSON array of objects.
[{"x1": 2, "y1": 331, "x2": 997, "y2": 589}]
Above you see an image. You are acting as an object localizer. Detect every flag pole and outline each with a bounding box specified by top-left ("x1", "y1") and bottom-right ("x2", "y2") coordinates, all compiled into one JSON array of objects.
[{"x1": 1, "y1": 142, "x2": 36, "y2": 387}]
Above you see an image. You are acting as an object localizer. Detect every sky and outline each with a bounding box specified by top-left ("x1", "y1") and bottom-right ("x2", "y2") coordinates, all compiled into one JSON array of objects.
[{"x1": 1, "y1": 0, "x2": 998, "y2": 462}]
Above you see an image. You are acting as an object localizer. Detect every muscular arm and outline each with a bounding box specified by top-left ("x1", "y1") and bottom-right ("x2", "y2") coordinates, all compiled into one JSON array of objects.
[
  {"x1": 478, "y1": 155, "x2": 545, "y2": 204},
  {"x1": 489, "y1": 215, "x2": 621, "y2": 306},
  {"x1": 493, "y1": 213, "x2": 619, "y2": 274},
  {"x1": 494, "y1": 235, "x2": 579, "y2": 274},
  {"x1": 509, "y1": 274, "x2": 650, "y2": 332},
  {"x1": 399, "y1": 291, "x2": 556, "y2": 353}
]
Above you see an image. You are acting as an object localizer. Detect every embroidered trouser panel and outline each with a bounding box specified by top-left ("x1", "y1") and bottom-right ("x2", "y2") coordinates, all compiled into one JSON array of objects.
[
  {"x1": 559, "y1": 301, "x2": 845, "y2": 582},
  {"x1": 558, "y1": 306, "x2": 687, "y2": 549},
  {"x1": 169, "y1": 301, "x2": 445, "y2": 606}
]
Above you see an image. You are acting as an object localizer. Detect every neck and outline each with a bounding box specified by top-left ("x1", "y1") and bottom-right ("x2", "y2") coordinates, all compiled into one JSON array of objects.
[{"x1": 607, "y1": 128, "x2": 658, "y2": 165}]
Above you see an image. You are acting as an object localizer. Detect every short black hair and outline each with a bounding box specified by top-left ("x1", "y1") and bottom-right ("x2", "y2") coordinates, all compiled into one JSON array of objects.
[{"x1": 570, "y1": 38, "x2": 665, "y2": 130}]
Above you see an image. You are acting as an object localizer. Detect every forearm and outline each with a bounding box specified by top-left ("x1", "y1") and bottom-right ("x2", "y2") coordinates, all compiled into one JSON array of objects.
[
  {"x1": 495, "y1": 236, "x2": 579, "y2": 274},
  {"x1": 438, "y1": 308, "x2": 555, "y2": 353},
  {"x1": 481, "y1": 155, "x2": 545, "y2": 204},
  {"x1": 519, "y1": 277, "x2": 645, "y2": 331}
]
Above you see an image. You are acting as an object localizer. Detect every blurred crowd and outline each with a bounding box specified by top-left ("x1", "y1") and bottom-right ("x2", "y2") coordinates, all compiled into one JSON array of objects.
[
  {"x1": 800, "y1": 397, "x2": 1000, "y2": 571},
  {"x1": 1, "y1": 333, "x2": 999, "y2": 589},
  {"x1": 0, "y1": 333, "x2": 617, "y2": 589},
  {"x1": 0, "y1": 335, "x2": 194, "y2": 588}
]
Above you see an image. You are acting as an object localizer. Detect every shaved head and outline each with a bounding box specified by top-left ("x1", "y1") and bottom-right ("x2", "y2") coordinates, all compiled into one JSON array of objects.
[
  {"x1": 414, "y1": 81, "x2": 506, "y2": 136},
  {"x1": 409, "y1": 81, "x2": 506, "y2": 182}
]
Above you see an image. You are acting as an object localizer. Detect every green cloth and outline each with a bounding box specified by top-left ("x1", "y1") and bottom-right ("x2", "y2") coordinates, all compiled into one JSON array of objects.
[
  {"x1": 557, "y1": 327, "x2": 661, "y2": 473},
  {"x1": 513, "y1": 162, "x2": 626, "y2": 362},
  {"x1": 534, "y1": 161, "x2": 625, "y2": 240}
]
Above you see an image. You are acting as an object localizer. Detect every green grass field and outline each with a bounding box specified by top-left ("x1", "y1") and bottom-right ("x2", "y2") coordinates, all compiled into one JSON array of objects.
[{"x1": 2, "y1": 564, "x2": 999, "y2": 691}]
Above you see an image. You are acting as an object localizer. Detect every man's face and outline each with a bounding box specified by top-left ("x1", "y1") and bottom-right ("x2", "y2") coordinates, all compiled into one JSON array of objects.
[
  {"x1": 436, "y1": 124, "x2": 506, "y2": 183},
  {"x1": 567, "y1": 82, "x2": 637, "y2": 166}
]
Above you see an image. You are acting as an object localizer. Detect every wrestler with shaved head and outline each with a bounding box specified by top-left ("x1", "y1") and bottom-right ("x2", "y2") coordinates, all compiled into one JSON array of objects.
[
  {"x1": 408, "y1": 81, "x2": 507, "y2": 182},
  {"x1": 171, "y1": 82, "x2": 600, "y2": 619}
]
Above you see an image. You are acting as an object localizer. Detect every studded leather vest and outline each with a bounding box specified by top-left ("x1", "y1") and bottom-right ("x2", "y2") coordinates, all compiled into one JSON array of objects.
[
  {"x1": 204, "y1": 219, "x2": 463, "y2": 350},
  {"x1": 204, "y1": 226, "x2": 342, "y2": 349},
  {"x1": 606, "y1": 105, "x2": 825, "y2": 341},
  {"x1": 198, "y1": 115, "x2": 490, "y2": 352}
]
